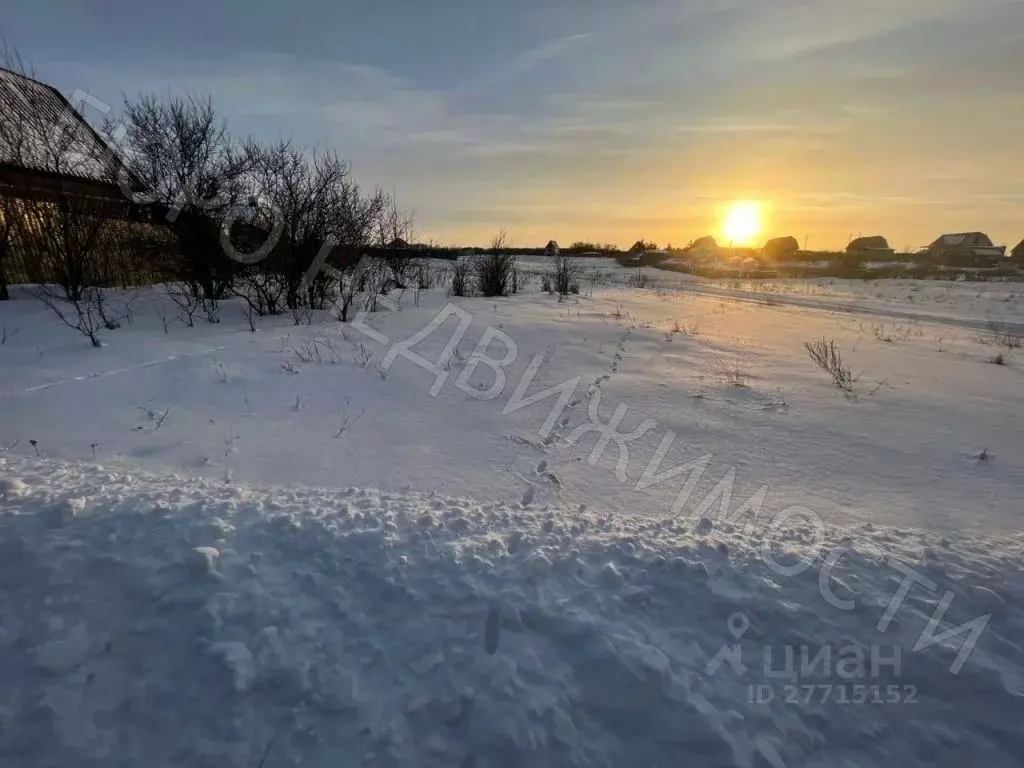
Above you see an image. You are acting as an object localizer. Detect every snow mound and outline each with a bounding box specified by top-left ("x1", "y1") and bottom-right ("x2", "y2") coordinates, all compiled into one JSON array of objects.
[{"x1": 1, "y1": 456, "x2": 1024, "y2": 766}]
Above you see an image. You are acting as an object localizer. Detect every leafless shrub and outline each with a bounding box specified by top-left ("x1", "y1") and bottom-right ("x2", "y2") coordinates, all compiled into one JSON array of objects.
[
  {"x1": 203, "y1": 296, "x2": 222, "y2": 324},
  {"x1": 712, "y1": 356, "x2": 749, "y2": 387},
  {"x1": 989, "y1": 353, "x2": 1006, "y2": 366},
  {"x1": 292, "y1": 338, "x2": 322, "y2": 364},
  {"x1": 345, "y1": 334, "x2": 374, "y2": 367},
  {"x1": 552, "y1": 253, "x2": 581, "y2": 296},
  {"x1": 805, "y1": 337, "x2": 859, "y2": 391},
  {"x1": 154, "y1": 301, "x2": 170, "y2": 335},
  {"x1": 165, "y1": 283, "x2": 200, "y2": 327},
  {"x1": 331, "y1": 261, "x2": 367, "y2": 322},
  {"x1": 474, "y1": 230, "x2": 516, "y2": 297},
  {"x1": 291, "y1": 303, "x2": 314, "y2": 326},
  {"x1": 541, "y1": 274, "x2": 553, "y2": 294},
  {"x1": 292, "y1": 335, "x2": 339, "y2": 365},
  {"x1": 511, "y1": 266, "x2": 523, "y2": 294},
  {"x1": 36, "y1": 285, "x2": 105, "y2": 347},
  {"x1": 87, "y1": 289, "x2": 121, "y2": 330},
  {"x1": 245, "y1": 141, "x2": 373, "y2": 310},
  {"x1": 0, "y1": 324, "x2": 19, "y2": 344},
  {"x1": 450, "y1": 258, "x2": 471, "y2": 297},
  {"x1": 373, "y1": 196, "x2": 416, "y2": 289},
  {"x1": 359, "y1": 258, "x2": 391, "y2": 313},
  {"x1": 334, "y1": 398, "x2": 365, "y2": 437},
  {"x1": 414, "y1": 259, "x2": 431, "y2": 290},
  {"x1": 111, "y1": 293, "x2": 140, "y2": 327},
  {"x1": 234, "y1": 270, "x2": 286, "y2": 318}
]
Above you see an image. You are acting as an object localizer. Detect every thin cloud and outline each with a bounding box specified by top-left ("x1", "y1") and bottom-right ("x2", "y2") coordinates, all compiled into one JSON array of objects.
[{"x1": 507, "y1": 32, "x2": 593, "y2": 76}]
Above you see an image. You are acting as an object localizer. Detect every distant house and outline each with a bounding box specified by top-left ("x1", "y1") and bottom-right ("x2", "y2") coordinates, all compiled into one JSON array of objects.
[
  {"x1": 1011, "y1": 239, "x2": 1024, "y2": 263},
  {"x1": 682, "y1": 235, "x2": 719, "y2": 264},
  {"x1": 847, "y1": 235, "x2": 894, "y2": 255},
  {"x1": 544, "y1": 240, "x2": 559, "y2": 257},
  {"x1": 690, "y1": 235, "x2": 717, "y2": 250},
  {"x1": 762, "y1": 236, "x2": 799, "y2": 260},
  {"x1": 925, "y1": 232, "x2": 1005, "y2": 262}
]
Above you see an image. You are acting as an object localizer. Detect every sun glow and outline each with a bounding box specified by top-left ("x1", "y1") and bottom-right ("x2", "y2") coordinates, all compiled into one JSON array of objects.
[{"x1": 721, "y1": 201, "x2": 763, "y2": 246}]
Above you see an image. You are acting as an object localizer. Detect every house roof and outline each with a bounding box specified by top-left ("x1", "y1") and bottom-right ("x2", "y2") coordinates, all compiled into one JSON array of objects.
[
  {"x1": 0, "y1": 66, "x2": 136, "y2": 188},
  {"x1": 762, "y1": 235, "x2": 799, "y2": 253},
  {"x1": 928, "y1": 232, "x2": 994, "y2": 248},
  {"x1": 847, "y1": 235, "x2": 890, "y2": 251}
]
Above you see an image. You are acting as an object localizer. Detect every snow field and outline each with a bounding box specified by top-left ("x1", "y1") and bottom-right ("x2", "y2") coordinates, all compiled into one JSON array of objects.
[
  {"x1": 2, "y1": 267, "x2": 1024, "y2": 766},
  {"x1": 2, "y1": 456, "x2": 1024, "y2": 767}
]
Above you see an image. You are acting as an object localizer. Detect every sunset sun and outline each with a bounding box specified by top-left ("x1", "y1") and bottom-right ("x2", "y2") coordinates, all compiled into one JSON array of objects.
[{"x1": 721, "y1": 201, "x2": 763, "y2": 246}]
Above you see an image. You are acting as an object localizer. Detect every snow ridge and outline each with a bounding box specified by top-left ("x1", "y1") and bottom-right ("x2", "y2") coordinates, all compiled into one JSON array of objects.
[{"x1": 2, "y1": 456, "x2": 1024, "y2": 767}]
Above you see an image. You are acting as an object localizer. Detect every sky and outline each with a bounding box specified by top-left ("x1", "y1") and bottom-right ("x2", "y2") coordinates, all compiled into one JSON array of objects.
[{"x1": 3, "y1": 0, "x2": 1024, "y2": 249}]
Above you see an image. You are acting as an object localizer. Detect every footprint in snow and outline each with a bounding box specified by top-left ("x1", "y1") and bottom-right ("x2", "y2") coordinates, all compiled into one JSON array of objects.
[
  {"x1": 536, "y1": 459, "x2": 548, "y2": 474},
  {"x1": 521, "y1": 486, "x2": 535, "y2": 507}
]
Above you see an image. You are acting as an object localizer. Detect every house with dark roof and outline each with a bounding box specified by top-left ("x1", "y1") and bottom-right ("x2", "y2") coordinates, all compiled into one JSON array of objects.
[
  {"x1": 544, "y1": 240, "x2": 559, "y2": 257},
  {"x1": 925, "y1": 232, "x2": 1005, "y2": 262},
  {"x1": 1011, "y1": 239, "x2": 1024, "y2": 263},
  {"x1": 762, "y1": 236, "x2": 799, "y2": 260},
  {"x1": 846, "y1": 235, "x2": 894, "y2": 255},
  {"x1": 0, "y1": 67, "x2": 163, "y2": 296},
  {"x1": 0, "y1": 66, "x2": 145, "y2": 214}
]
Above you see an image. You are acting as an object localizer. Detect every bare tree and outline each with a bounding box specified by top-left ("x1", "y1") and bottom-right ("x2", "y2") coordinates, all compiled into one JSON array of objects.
[
  {"x1": 552, "y1": 252, "x2": 581, "y2": 296},
  {"x1": 362, "y1": 257, "x2": 390, "y2": 313},
  {"x1": 450, "y1": 258, "x2": 471, "y2": 297},
  {"x1": 115, "y1": 93, "x2": 251, "y2": 304},
  {"x1": 334, "y1": 260, "x2": 369, "y2": 322},
  {"x1": 373, "y1": 194, "x2": 416, "y2": 289},
  {"x1": 36, "y1": 285, "x2": 105, "y2": 347},
  {"x1": 475, "y1": 229, "x2": 516, "y2": 297},
  {"x1": 245, "y1": 141, "x2": 365, "y2": 311}
]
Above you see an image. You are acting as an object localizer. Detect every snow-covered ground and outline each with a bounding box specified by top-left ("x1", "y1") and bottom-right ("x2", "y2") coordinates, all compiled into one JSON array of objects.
[{"x1": 2, "y1": 268, "x2": 1024, "y2": 766}]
